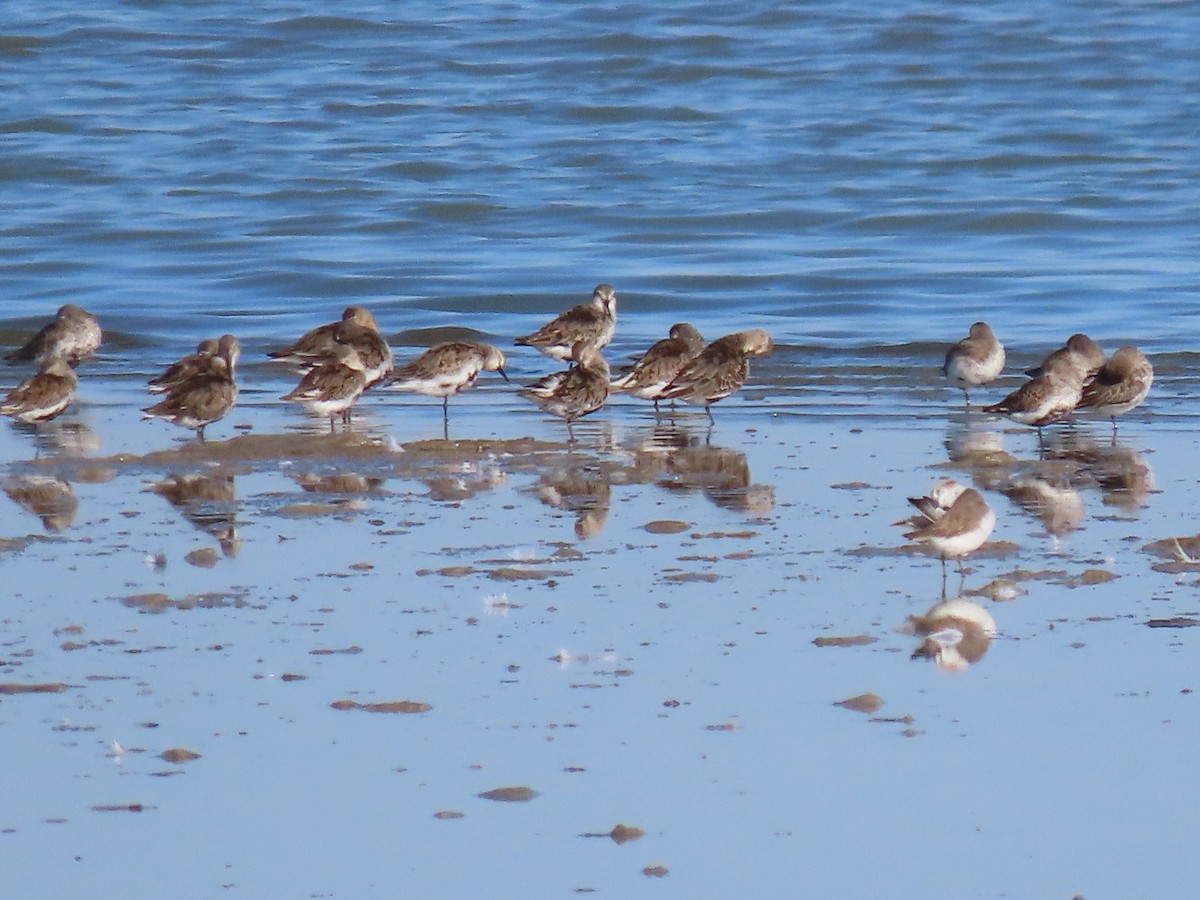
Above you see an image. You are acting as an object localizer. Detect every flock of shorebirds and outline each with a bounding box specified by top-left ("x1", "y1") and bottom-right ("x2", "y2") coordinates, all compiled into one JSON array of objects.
[
  {"x1": 898, "y1": 320, "x2": 1154, "y2": 589},
  {"x1": 0, "y1": 300, "x2": 1160, "y2": 604},
  {"x1": 0, "y1": 286, "x2": 776, "y2": 440}
]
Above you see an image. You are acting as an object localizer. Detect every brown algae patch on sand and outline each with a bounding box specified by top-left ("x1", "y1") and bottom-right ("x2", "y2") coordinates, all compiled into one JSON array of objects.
[
  {"x1": 160, "y1": 748, "x2": 201, "y2": 764},
  {"x1": 581, "y1": 824, "x2": 645, "y2": 843},
  {"x1": 184, "y1": 547, "x2": 220, "y2": 568},
  {"x1": 331, "y1": 699, "x2": 432, "y2": 714},
  {"x1": 812, "y1": 634, "x2": 877, "y2": 648},
  {"x1": 1145, "y1": 536, "x2": 1200, "y2": 573},
  {"x1": 488, "y1": 566, "x2": 570, "y2": 581},
  {"x1": 835, "y1": 692, "x2": 883, "y2": 714},
  {"x1": 663, "y1": 572, "x2": 721, "y2": 583},
  {"x1": 644, "y1": 519, "x2": 689, "y2": 534},
  {"x1": 1053, "y1": 568, "x2": 1119, "y2": 588},
  {"x1": 478, "y1": 786, "x2": 538, "y2": 802},
  {"x1": 119, "y1": 591, "x2": 247, "y2": 613},
  {"x1": 0, "y1": 682, "x2": 67, "y2": 695},
  {"x1": 1146, "y1": 617, "x2": 1200, "y2": 629}
]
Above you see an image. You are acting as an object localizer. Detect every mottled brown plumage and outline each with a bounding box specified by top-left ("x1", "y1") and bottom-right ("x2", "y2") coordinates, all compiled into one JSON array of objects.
[
  {"x1": 5, "y1": 305, "x2": 102, "y2": 367},
  {"x1": 390, "y1": 341, "x2": 508, "y2": 416},
  {"x1": 658, "y1": 328, "x2": 773, "y2": 422},
  {"x1": 610, "y1": 323, "x2": 705, "y2": 411},
  {"x1": 1, "y1": 357, "x2": 78, "y2": 423},
  {"x1": 1075, "y1": 346, "x2": 1153, "y2": 427},
  {"x1": 516, "y1": 284, "x2": 617, "y2": 362}
]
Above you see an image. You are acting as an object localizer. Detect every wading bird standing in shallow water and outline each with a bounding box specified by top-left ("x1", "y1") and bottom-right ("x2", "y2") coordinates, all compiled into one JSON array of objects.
[
  {"x1": 657, "y1": 329, "x2": 773, "y2": 423},
  {"x1": 983, "y1": 354, "x2": 1086, "y2": 449},
  {"x1": 519, "y1": 345, "x2": 609, "y2": 442},
  {"x1": 282, "y1": 343, "x2": 368, "y2": 432},
  {"x1": 1026, "y1": 333, "x2": 1104, "y2": 380},
  {"x1": 901, "y1": 479, "x2": 995, "y2": 592},
  {"x1": 610, "y1": 322, "x2": 705, "y2": 414},
  {"x1": 388, "y1": 341, "x2": 508, "y2": 428},
  {"x1": 142, "y1": 335, "x2": 240, "y2": 441},
  {"x1": 148, "y1": 338, "x2": 220, "y2": 394},
  {"x1": 942, "y1": 322, "x2": 1004, "y2": 406},
  {"x1": 1074, "y1": 346, "x2": 1153, "y2": 435},
  {"x1": 269, "y1": 306, "x2": 393, "y2": 388},
  {"x1": 5, "y1": 305, "x2": 103, "y2": 368},
  {"x1": 516, "y1": 284, "x2": 617, "y2": 362},
  {"x1": 1, "y1": 357, "x2": 78, "y2": 424}
]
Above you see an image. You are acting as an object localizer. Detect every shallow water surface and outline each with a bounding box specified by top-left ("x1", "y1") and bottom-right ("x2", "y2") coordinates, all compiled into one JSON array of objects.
[{"x1": 2, "y1": 0, "x2": 1200, "y2": 897}]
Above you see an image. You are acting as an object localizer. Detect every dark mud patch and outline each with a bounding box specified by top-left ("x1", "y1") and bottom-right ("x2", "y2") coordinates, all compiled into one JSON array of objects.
[
  {"x1": 331, "y1": 699, "x2": 432, "y2": 714},
  {"x1": 835, "y1": 692, "x2": 883, "y2": 714},
  {"x1": 478, "y1": 786, "x2": 537, "y2": 802},
  {"x1": 812, "y1": 634, "x2": 877, "y2": 648}
]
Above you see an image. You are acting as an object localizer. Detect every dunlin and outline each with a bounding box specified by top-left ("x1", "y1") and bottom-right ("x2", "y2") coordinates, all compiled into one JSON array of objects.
[
  {"x1": 148, "y1": 338, "x2": 220, "y2": 394},
  {"x1": 282, "y1": 343, "x2": 368, "y2": 430},
  {"x1": 270, "y1": 306, "x2": 393, "y2": 386},
  {"x1": 142, "y1": 340, "x2": 238, "y2": 441},
  {"x1": 519, "y1": 345, "x2": 610, "y2": 441},
  {"x1": 942, "y1": 322, "x2": 1004, "y2": 405},
  {"x1": 610, "y1": 323, "x2": 705, "y2": 412},
  {"x1": 6, "y1": 305, "x2": 102, "y2": 367},
  {"x1": 658, "y1": 328, "x2": 773, "y2": 423},
  {"x1": 902, "y1": 480, "x2": 995, "y2": 575},
  {"x1": 1025, "y1": 333, "x2": 1105, "y2": 380},
  {"x1": 1, "y1": 357, "x2": 78, "y2": 423},
  {"x1": 389, "y1": 341, "x2": 508, "y2": 418},
  {"x1": 983, "y1": 354, "x2": 1085, "y2": 432},
  {"x1": 515, "y1": 284, "x2": 617, "y2": 362},
  {"x1": 1074, "y1": 346, "x2": 1153, "y2": 429}
]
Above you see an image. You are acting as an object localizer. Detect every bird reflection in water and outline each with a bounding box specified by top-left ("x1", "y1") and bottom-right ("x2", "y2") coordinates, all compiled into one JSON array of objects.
[
  {"x1": 4, "y1": 474, "x2": 78, "y2": 531},
  {"x1": 994, "y1": 461, "x2": 1086, "y2": 538},
  {"x1": 1041, "y1": 429, "x2": 1155, "y2": 512},
  {"x1": 423, "y1": 464, "x2": 506, "y2": 503},
  {"x1": 147, "y1": 471, "x2": 241, "y2": 557},
  {"x1": 292, "y1": 471, "x2": 386, "y2": 496},
  {"x1": 533, "y1": 462, "x2": 612, "y2": 540},
  {"x1": 905, "y1": 597, "x2": 997, "y2": 672},
  {"x1": 644, "y1": 425, "x2": 775, "y2": 515}
]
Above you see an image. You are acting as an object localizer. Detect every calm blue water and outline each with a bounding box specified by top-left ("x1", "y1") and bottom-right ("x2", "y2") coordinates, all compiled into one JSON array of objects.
[
  {"x1": 2, "y1": 0, "x2": 1197, "y2": 358},
  {"x1": 3, "y1": 4, "x2": 1200, "y2": 899}
]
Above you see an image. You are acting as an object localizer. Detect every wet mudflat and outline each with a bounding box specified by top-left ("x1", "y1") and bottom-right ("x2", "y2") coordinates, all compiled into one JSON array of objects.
[{"x1": 1, "y1": 380, "x2": 1198, "y2": 899}]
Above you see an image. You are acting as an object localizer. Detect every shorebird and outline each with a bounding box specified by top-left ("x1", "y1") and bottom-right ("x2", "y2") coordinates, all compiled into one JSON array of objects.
[
  {"x1": 895, "y1": 478, "x2": 971, "y2": 531},
  {"x1": 1, "y1": 357, "x2": 78, "y2": 424},
  {"x1": 983, "y1": 354, "x2": 1085, "y2": 439},
  {"x1": 148, "y1": 338, "x2": 220, "y2": 394},
  {"x1": 142, "y1": 338, "x2": 239, "y2": 441},
  {"x1": 269, "y1": 306, "x2": 393, "y2": 387},
  {"x1": 515, "y1": 284, "x2": 617, "y2": 362},
  {"x1": 519, "y1": 345, "x2": 610, "y2": 441},
  {"x1": 1074, "y1": 346, "x2": 1153, "y2": 432},
  {"x1": 610, "y1": 323, "x2": 705, "y2": 413},
  {"x1": 658, "y1": 328, "x2": 773, "y2": 423},
  {"x1": 942, "y1": 322, "x2": 1005, "y2": 405},
  {"x1": 282, "y1": 343, "x2": 368, "y2": 431},
  {"x1": 1025, "y1": 333, "x2": 1105, "y2": 380},
  {"x1": 389, "y1": 341, "x2": 508, "y2": 420},
  {"x1": 6, "y1": 305, "x2": 102, "y2": 367},
  {"x1": 901, "y1": 480, "x2": 996, "y2": 585}
]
